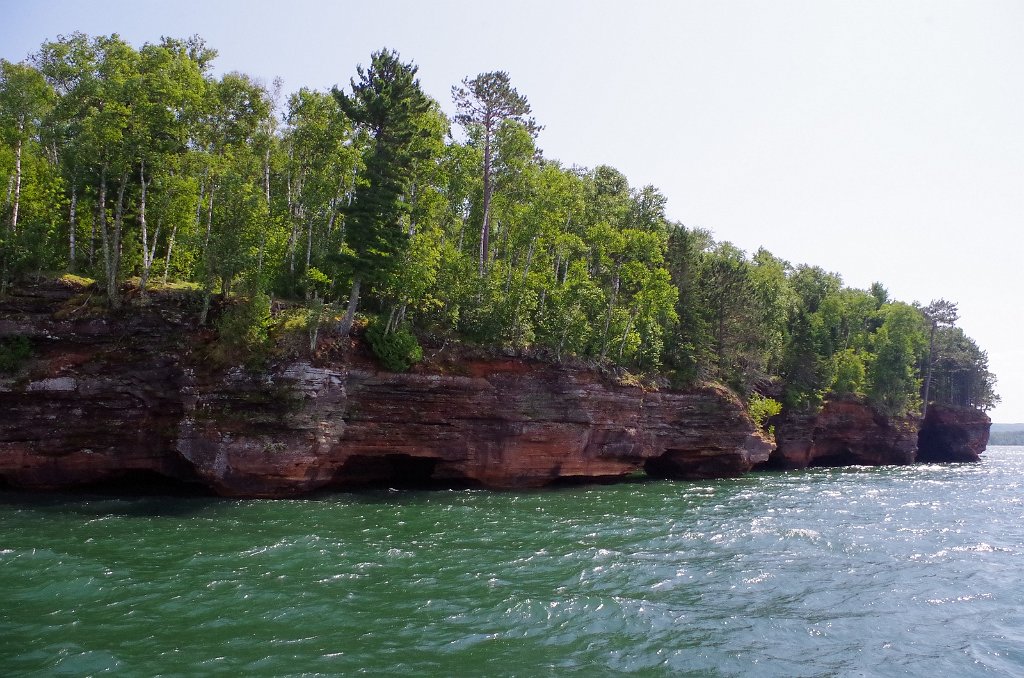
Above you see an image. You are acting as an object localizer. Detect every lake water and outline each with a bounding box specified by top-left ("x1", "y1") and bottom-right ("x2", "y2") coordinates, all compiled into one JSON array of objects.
[{"x1": 3, "y1": 447, "x2": 1023, "y2": 676}]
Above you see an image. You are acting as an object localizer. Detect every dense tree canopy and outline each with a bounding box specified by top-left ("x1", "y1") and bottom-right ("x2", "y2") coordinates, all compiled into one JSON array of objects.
[{"x1": 0, "y1": 33, "x2": 998, "y2": 418}]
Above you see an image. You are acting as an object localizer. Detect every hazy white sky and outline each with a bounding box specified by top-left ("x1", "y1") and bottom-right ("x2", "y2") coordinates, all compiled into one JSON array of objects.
[{"x1": 3, "y1": 0, "x2": 1022, "y2": 421}]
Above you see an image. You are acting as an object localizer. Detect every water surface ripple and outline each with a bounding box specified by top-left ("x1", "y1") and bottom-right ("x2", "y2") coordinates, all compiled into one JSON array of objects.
[{"x1": 3, "y1": 448, "x2": 1024, "y2": 676}]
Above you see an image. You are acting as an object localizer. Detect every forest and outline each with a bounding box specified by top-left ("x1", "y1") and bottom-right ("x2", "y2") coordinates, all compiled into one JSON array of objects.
[{"x1": 0, "y1": 33, "x2": 998, "y2": 419}]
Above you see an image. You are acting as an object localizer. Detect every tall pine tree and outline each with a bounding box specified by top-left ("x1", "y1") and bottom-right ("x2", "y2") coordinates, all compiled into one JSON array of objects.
[
  {"x1": 332, "y1": 49, "x2": 433, "y2": 337},
  {"x1": 452, "y1": 71, "x2": 536, "y2": 275}
]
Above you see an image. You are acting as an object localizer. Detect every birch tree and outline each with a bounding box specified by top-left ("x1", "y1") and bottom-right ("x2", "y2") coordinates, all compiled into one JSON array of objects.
[{"x1": 0, "y1": 60, "x2": 54, "y2": 291}]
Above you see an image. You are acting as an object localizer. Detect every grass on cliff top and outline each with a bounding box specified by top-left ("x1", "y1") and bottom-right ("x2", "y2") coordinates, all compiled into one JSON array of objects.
[
  {"x1": 123, "y1": 277, "x2": 202, "y2": 293},
  {"x1": 58, "y1": 273, "x2": 97, "y2": 289},
  {"x1": 54, "y1": 274, "x2": 201, "y2": 301}
]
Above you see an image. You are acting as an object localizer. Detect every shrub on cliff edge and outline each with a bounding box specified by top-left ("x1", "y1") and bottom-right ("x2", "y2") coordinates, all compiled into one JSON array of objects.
[
  {"x1": 366, "y1": 319, "x2": 423, "y2": 372},
  {"x1": 214, "y1": 293, "x2": 273, "y2": 367},
  {"x1": 748, "y1": 393, "x2": 782, "y2": 435}
]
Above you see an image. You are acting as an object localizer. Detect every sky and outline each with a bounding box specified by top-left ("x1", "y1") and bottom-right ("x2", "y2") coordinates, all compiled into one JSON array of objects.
[{"x1": 3, "y1": 0, "x2": 1022, "y2": 421}]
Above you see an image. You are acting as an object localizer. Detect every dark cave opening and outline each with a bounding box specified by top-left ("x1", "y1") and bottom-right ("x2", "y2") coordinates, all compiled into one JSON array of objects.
[
  {"x1": 74, "y1": 469, "x2": 215, "y2": 497},
  {"x1": 332, "y1": 454, "x2": 479, "y2": 490}
]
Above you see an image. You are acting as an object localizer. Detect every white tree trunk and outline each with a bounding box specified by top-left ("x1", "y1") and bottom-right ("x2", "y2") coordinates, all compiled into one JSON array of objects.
[
  {"x1": 98, "y1": 166, "x2": 109, "y2": 289},
  {"x1": 162, "y1": 222, "x2": 178, "y2": 286},
  {"x1": 11, "y1": 123, "x2": 23, "y2": 234},
  {"x1": 479, "y1": 123, "x2": 493, "y2": 275},
  {"x1": 68, "y1": 181, "x2": 77, "y2": 271},
  {"x1": 305, "y1": 213, "x2": 314, "y2": 274},
  {"x1": 338, "y1": 276, "x2": 361, "y2": 338},
  {"x1": 138, "y1": 161, "x2": 154, "y2": 298},
  {"x1": 203, "y1": 184, "x2": 216, "y2": 252}
]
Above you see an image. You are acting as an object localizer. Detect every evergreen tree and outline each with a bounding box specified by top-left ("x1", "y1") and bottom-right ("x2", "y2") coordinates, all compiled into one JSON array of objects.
[
  {"x1": 921, "y1": 298, "x2": 959, "y2": 416},
  {"x1": 452, "y1": 71, "x2": 537, "y2": 274},
  {"x1": 332, "y1": 49, "x2": 435, "y2": 338}
]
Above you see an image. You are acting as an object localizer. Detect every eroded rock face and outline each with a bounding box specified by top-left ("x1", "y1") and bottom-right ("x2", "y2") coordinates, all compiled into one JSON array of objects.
[
  {"x1": 763, "y1": 398, "x2": 919, "y2": 469},
  {"x1": 917, "y1": 404, "x2": 991, "y2": 463},
  {"x1": 0, "y1": 283, "x2": 771, "y2": 497},
  {"x1": 175, "y1": 363, "x2": 773, "y2": 496},
  {"x1": 0, "y1": 285, "x2": 995, "y2": 496},
  {"x1": 0, "y1": 286, "x2": 201, "y2": 491}
]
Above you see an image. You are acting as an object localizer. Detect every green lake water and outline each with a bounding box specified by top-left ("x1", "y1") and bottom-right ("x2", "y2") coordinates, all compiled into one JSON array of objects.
[{"x1": 3, "y1": 447, "x2": 1023, "y2": 676}]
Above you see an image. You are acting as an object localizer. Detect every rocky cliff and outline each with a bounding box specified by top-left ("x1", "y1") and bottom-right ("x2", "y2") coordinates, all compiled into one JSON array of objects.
[
  {"x1": 762, "y1": 398, "x2": 919, "y2": 470},
  {"x1": 0, "y1": 282, "x2": 992, "y2": 496},
  {"x1": 0, "y1": 282, "x2": 772, "y2": 497},
  {"x1": 762, "y1": 397, "x2": 992, "y2": 470},
  {"x1": 917, "y1": 404, "x2": 991, "y2": 463}
]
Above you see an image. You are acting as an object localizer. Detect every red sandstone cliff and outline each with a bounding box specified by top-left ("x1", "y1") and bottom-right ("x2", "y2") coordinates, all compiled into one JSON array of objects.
[
  {"x1": 763, "y1": 397, "x2": 992, "y2": 470},
  {"x1": 762, "y1": 398, "x2": 919, "y2": 470},
  {"x1": 0, "y1": 283, "x2": 992, "y2": 496},
  {"x1": 0, "y1": 283, "x2": 771, "y2": 497},
  {"x1": 917, "y1": 404, "x2": 991, "y2": 463},
  {"x1": 174, "y1": 362, "x2": 773, "y2": 496}
]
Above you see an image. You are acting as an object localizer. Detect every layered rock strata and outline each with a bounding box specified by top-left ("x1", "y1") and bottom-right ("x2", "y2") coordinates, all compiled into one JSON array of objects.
[
  {"x1": 0, "y1": 283, "x2": 992, "y2": 496},
  {"x1": 762, "y1": 398, "x2": 919, "y2": 470},
  {"x1": 175, "y1": 362, "x2": 773, "y2": 496},
  {"x1": 0, "y1": 284, "x2": 772, "y2": 497},
  {"x1": 763, "y1": 398, "x2": 993, "y2": 470}
]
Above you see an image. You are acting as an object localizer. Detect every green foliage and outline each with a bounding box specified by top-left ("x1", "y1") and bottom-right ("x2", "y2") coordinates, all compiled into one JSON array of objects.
[
  {"x1": 305, "y1": 297, "x2": 326, "y2": 352},
  {"x1": 0, "y1": 335, "x2": 31, "y2": 374},
  {"x1": 748, "y1": 393, "x2": 782, "y2": 433},
  {"x1": 779, "y1": 265, "x2": 845, "y2": 410},
  {"x1": 452, "y1": 71, "x2": 536, "y2": 135},
  {"x1": 694, "y1": 242, "x2": 759, "y2": 389},
  {"x1": 452, "y1": 71, "x2": 537, "y2": 274},
  {"x1": 366, "y1": 318, "x2": 423, "y2": 372},
  {"x1": 304, "y1": 266, "x2": 331, "y2": 298},
  {"x1": 332, "y1": 49, "x2": 435, "y2": 285},
  {"x1": 867, "y1": 303, "x2": 928, "y2": 416},
  {"x1": 205, "y1": 168, "x2": 269, "y2": 295},
  {"x1": 215, "y1": 292, "x2": 273, "y2": 366},
  {"x1": 830, "y1": 348, "x2": 868, "y2": 397},
  {"x1": 536, "y1": 259, "x2": 604, "y2": 360},
  {"x1": 929, "y1": 326, "x2": 999, "y2": 411},
  {"x1": 281, "y1": 87, "x2": 356, "y2": 293},
  {"x1": 0, "y1": 32, "x2": 997, "y2": 418}
]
